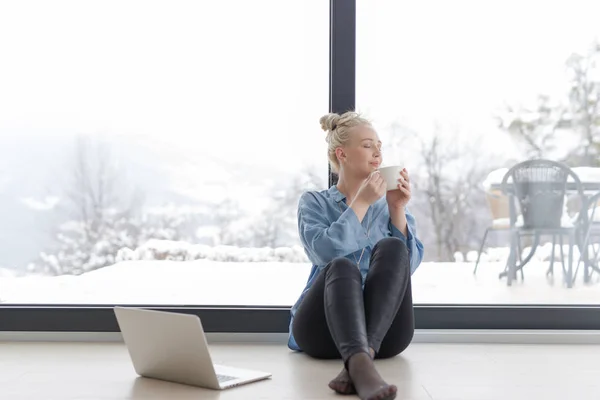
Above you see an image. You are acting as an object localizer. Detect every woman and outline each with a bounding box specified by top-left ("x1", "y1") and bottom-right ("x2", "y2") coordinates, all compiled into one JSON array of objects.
[{"x1": 288, "y1": 111, "x2": 424, "y2": 400}]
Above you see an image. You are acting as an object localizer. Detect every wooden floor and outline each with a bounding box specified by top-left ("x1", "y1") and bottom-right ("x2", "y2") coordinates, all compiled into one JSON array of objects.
[{"x1": 1, "y1": 341, "x2": 599, "y2": 399}]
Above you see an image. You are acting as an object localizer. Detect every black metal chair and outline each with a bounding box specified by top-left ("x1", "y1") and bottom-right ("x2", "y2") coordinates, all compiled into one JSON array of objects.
[{"x1": 499, "y1": 159, "x2": 587, "y2": 288}]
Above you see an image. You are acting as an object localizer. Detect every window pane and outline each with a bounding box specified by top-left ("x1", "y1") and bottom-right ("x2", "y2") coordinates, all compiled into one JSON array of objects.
[
  {"x1": 0, "y1": 0, "x2": 328, "y2": 305},
  {"x1": 357, "y1": 0, "x2": 600, "y2": 304}
]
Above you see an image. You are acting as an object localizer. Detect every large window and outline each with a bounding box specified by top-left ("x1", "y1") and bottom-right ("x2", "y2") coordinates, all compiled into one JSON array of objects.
[
  {"x1": 2, "y1": 0, "x2": 600, "y2": 333},
  {"x1": 357, "y1": 0, "x2": 600, "y2": 304},
  {"x1": 0, "y1": 1, "x2": 327, "y2": 306}
]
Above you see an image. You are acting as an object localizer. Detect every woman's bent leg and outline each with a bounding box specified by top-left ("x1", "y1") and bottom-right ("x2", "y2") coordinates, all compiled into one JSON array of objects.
[
  {"x1": 291, "y1": 262, "x2": 342, "y2": 360},
  {"x1": 375, "y1": 281, "x2": 415, "y2": 359},
  {"x1": 292, "y1": 257, "x2": 398, "y2": 399},
  {"x1": 320, "y1": 260, "x2": 400, "y2": 400},
  {"x1": 292, "y1": 257, "x2": 370, "y2": 363},
  {"x1": 363, "y1": 237, "x2": 413, "y2": 358},
  {"x1": 291, "y1": 257, "x2": 368, "y2": 395}
]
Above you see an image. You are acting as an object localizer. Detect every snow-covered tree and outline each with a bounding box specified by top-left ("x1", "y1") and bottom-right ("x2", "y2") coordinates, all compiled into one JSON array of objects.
[
  {"x1": 32, "y1": 208, "x2": 210, "y2": 275},
  {"x1": 414, "y1": 126, "x2": 493, "y2": 261},
  {"x1": 211, "y1": 198, "x2": 244, "y2": 246},
  {"x1": 562, "y1": 41, "x2": 600, "y2": 166},
  {"x1": 497, "y1": 94, "x2": 565, "y2": 159},
  {"x1": 33, "y1": 211, "x2": 139, "y2": 275},
  {"x1": 28, "y1": 136, "x2": 131, "y2": 274},
  {"x1": 499, "y1": 39, "x2": 600, "y2": 166},
  {"x1": 251, "y1": 165, "x2": 325, "y2": 248},
  {"x1": 382, "y1": 121, "x2": 499, "y2": 261},
  {"x1": 29, "y1": 136, "x2": 207, "y2": 275}
]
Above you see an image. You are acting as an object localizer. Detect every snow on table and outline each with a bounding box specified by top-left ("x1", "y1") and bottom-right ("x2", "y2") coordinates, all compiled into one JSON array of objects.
[{"x1": 482, "y1": 167, "x2": 600, "y2": 191}]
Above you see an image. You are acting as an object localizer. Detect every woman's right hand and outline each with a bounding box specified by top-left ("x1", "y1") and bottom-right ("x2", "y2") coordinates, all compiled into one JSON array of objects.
[{"x1": 355, "y1": 171, "x2": 387, "y2": 206}]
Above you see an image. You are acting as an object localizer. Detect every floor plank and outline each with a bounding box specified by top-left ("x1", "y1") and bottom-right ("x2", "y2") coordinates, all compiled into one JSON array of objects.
[{"x1": 0, "y1": 341, "x2": 598, "y2": 399}]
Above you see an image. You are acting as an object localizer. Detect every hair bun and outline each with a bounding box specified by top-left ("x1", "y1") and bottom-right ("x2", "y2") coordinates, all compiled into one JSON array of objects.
[{"x1": 320, "y1": 113, "x2": 341, "y2": 133}]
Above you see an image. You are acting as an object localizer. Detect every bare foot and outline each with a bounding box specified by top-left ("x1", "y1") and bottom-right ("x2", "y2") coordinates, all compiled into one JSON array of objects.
[
  {"x1": 347, "y1": 352, "x2": 397, "y2": 400},
  {"x1": 328, "y1": 348, "x2": 376, "y2": 395}
]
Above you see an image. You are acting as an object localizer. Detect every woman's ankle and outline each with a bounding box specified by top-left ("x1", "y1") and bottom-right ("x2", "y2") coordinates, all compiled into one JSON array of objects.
[
  {"x1": 347, "y1": 350, "x2": 374, "y2": 371},
  {"x1": 369, "y1": 347, "x2": 376, "y2": 359}
]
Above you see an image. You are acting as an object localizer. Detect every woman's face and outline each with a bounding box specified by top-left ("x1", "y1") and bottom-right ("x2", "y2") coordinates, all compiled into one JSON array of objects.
[{"x1": 337, "y1": 125, "x2": 382, "y2": 178}]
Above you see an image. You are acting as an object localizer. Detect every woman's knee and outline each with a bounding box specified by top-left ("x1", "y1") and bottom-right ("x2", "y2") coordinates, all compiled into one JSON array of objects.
[
  {"x1": 326, "y1": 257, "x2": 361, "y2": 278},
  {"x1": 375, "y1": 237, "x2": 408, "y2": 253},
  {"x1": 371, "y1": 237, "x2": 410, "y2": 274},
  {"x1": 375, "y1": 236, "x2": 409, "y2": 261}
]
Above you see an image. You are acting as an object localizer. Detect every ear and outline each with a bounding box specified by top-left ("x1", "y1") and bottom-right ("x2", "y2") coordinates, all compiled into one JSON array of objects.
[{"x1": 335, "y1": 147, "x2": 346, "y2": 163}]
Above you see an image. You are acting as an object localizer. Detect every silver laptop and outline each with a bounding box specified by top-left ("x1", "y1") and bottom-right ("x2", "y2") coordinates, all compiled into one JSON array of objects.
[{"x1": 114, "y1": 306, "x2": 272, "y2": 390}]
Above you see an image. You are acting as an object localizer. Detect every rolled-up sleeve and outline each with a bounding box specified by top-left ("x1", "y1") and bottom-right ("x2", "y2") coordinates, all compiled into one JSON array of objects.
[
  {"x1": 389, "y1": 209, "x2": 424, "y2": 274},
  {"x1": 298, "y1": 193, "x2": 369, "y2": 266}
]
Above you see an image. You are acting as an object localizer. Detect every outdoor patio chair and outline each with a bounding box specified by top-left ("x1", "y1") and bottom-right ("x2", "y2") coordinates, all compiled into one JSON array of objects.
[
  {"x1": 574, "y1": 190, "x2": 600, "y2": 284},
  {"x1": 499, "y1": 159, "x2": 587, "y2": 287},
  {"x1": 473, "y1": 189, "x2": 523, "y2": 275}
]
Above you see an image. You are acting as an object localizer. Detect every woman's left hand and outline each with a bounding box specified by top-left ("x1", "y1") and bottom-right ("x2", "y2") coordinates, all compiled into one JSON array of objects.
[{"x1": 386, "y1": 168, "x2": 411, "y2": 210}]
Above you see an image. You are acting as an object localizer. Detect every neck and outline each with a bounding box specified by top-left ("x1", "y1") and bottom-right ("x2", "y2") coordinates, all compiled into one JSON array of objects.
[{"x1": 336, "y1": 172, "x2": 366, "y2": 204}]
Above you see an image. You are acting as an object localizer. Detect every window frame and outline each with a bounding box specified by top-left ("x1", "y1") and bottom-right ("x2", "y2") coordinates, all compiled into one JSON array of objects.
[
  {"x1": 1, "y1": 0, "x2": 600, "y2": 334},
  {"x1": 1, "y1": 305, "x2": 600, "y2": 332}
]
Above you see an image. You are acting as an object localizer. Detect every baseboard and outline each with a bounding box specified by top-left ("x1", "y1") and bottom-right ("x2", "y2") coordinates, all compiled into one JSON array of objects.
[
  {"x1": 1, "y1": 330, "x2": 600, "y2": 344},
  {"x1": 411, "y1": 329, "x2": 600, "y2": 344}
]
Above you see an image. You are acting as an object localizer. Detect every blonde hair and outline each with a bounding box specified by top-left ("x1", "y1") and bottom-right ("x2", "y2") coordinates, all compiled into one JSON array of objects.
[{"x1": 320, "y1": 111, "x2": 371, "y2": 173}]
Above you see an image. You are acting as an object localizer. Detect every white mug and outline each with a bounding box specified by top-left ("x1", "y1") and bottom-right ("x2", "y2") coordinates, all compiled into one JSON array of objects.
[{"x1": 377, "y1": 165, "x2": 404, "y2": 191}]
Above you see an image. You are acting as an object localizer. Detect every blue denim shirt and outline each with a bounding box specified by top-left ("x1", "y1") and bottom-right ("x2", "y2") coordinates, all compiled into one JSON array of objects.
[{"x1": 288, "y1": 185, "x2": 424, "y2": 351}]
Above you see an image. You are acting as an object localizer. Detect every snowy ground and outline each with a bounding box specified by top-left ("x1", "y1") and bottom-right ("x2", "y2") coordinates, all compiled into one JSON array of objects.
[{"x1": 0, "y1": 258, "x2": 598, "y2": 305}]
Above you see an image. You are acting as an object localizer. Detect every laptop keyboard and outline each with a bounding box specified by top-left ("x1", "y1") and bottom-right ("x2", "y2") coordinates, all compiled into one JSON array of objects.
[{"x1": 217, "y1": 374, "x2": 237, "y2": 383}]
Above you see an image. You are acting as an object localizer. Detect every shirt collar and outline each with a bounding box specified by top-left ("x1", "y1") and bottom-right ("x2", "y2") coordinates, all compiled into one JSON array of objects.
[{"x1": 328, "y1": 185, "x2": 346, "y2": 203}]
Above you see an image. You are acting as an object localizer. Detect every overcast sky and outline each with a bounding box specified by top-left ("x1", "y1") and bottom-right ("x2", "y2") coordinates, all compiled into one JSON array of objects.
[
  {"x1": 357, "y1": 0, "x2": 600, "y2": 130},
  {"x1": 1, "y1": 0, "x2": 599, "y2": 182}
]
